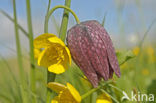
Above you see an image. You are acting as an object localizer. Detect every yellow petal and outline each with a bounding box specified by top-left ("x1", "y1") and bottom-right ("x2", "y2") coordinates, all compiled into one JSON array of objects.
[
  {"x1": 48, "y1": 37, "x2": 65, "y2": 47},
  {"x1": 51, "y1": 99, "x2": 58, "y2": 103},
  {"x1": 34, "y1": 48, "x2": 41, "y2": 59},
  {"x1": 59, "y1": 89, "x2": 74, "y2": 102},
  {"x1": 38, "y1": 46, "x2": 58, "y2": 67},
  {"x1": 96, "y1": 99, "x2": 112, "y2": 103},
  {"x1": 55, "y1": 47, "x2": 71, "y2": 73},
  {"x1": 48, "y1": 82, "x2": 66, "y2": 93},
  {"x1": 67, "y1": 83, "x2": 81, "y2": 103},
  {"x1": 147, "y1": 46, "x2": 154, "y2": 56},
  {"x1": 133, "y1": 47, "x2": 140, "y2": 56},
  {"x1": 34, "y1": 33, "x2": 56, "y2": 49},
  {"x1": 96, "y1": 93, "x2": 112, "y2": 103},
  {"x1": 64, "y1": 47, "x2": 72, "y2": 65},
  {"x1": 142, "y1": 68, "x2": 149, "y2": 76},
  {"x1": 48, "y1": 37, "x2": 71, "y2": 65},
  {"x1": 51, "y1": 96, "x2": 60, "y2": 103},
  {"x1": 48, "y1": 63, "x2": 66, "y2": 74}
]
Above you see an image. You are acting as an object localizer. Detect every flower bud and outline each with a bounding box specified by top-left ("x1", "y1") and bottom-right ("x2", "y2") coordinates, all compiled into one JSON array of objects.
[{"x1": 67, "y1": 20, "x2": 121, "y2": 87}]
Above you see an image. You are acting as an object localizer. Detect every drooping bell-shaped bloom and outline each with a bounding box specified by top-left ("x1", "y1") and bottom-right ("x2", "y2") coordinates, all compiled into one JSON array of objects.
[{"x1": 67, "y1": 20, "x2": 121, "y2": 87}]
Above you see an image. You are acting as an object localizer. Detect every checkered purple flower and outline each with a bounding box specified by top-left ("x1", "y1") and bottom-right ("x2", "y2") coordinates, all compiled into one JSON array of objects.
[{"x1": 67, "y1": 20, "x2": 121, "y2": 87}]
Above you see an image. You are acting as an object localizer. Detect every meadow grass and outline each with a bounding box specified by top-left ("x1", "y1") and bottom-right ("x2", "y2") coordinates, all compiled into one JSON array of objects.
[{"x1": 0, "y1": 46, "x2": 156, "y2": 103}]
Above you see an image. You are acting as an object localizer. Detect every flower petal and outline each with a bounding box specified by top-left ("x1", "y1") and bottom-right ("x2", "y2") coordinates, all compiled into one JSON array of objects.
[
  {"x1": 34, "y1": 48, "x2": 41, "y2": 59},
  {"x1": 67, "y1": 83, "x2": 81, "y2": 103},
  {"x1": 38, "y1": 46, "x2": 58, "y2": 67},
  {"x1": 51, "y1": 96, "x2": 59, "y2": 103},
  {"x1": 64, "y1": 47, "x2": 72, "y2": 65},
  {"x1": 48, "y1": 63, "x2": 66, "y2": 74},
  {"x1": 48, "y1": 37, "x2": 65, "y2": 47},
  {"x1": 133, "y1": 46, "x2": 140, "y2": 56},
  {"x1": 34, "y1": 33, "x2": 56, "y2": 49},
  {"x1": 59, "y1": 89, "x2": 74, "y2": 102},
  {"x1": 48, "y1": 37, "x2": 71, "y2": 65},
  {"x1": 48, "y1": 82, "x2": 66, "y2": 93},
  {"x1": 48, "y1": 48, "x2": 70, "y2": 74},
  {"x1": 96, "y1": 93, "x2": 112, "y2": 103}
]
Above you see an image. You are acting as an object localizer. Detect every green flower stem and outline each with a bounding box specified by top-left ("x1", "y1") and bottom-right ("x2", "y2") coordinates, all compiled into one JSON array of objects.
[
  {"x1": 108, "y1": 84, "x2": 123, "y2": 93},
  {"x1": 44, "y1": 0, "x2": 52, "y2": 33},
  {"x1": 46, "y1": 0, "x2": 51, "y2": 15},
  {"x1": 100, "y1": 89, "x2": 120, "y2": 103},
  {"x1": 44, "y1": 1, "x2": 79, "y2": 103},
  {"x1": 81, "y1": 86, "x2": 101, "y2": 100},
  {"x1": 26, "y1": 0, "x2": 36, "y2": 102},
  {"x1": 44, "y1": 1, "x2": 57, "y2": 103},
  {"x1": 44, "y1": 5, "x2": 80, "y2": 33},
  {"x1": 46, "y1": 73, "x2": 56, "y2": 103},
  {"x1": 12, "y1": 0, "x2": 28, "y2": 103},
  {"x1": 81, "y1": 81, "x2": 111, "y2": 100},
  {"x1": 47, "y1": 2, "x2": 72, "y2": 102},
  {"x1": 59, "y1": 0, "x2": 71, "y2": 41}
]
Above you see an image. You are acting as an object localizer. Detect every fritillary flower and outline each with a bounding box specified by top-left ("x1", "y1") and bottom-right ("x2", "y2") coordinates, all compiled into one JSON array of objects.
[{"x1": 67, "y1": 20, "x2": 121, "y2": 87}]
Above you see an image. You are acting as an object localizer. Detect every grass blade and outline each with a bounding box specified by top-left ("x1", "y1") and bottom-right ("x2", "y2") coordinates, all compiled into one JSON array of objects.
[
  {"x1": 51, "y1": 16, "x2": 60, "y2": 34},
  {"x1": 100, "y1": 89, "x2": 120, "y2": 103},
  {"x1": 0, "y1": 93, "x2": 12, "y2": 103},
  {"x1": 0, "y1": 55, "x2": 17, "y2": 84},
  {"x1": 0, "y1": 9, "x2": 29, "y2": 37},
  {"x1": 12, "y1": 0, "x2": 28, "y2": 103},
  {"x1": 101, "y1": 12, "x2": 107, "y2": 27},
  {"x1": 0, "y1": 41, "x2": 29, "y2": 60},
  {"x1": 25, "y1": 0, "x2": 36, "y2": 102},
  {"x1": 139, "y1": 19, "x2": 156, "y2": 48}
]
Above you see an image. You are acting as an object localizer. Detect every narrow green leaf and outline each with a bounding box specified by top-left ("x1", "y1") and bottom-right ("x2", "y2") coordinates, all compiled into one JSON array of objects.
[
  {"x1": 139, "y1": 19, "x2": 156, "y2": 48},
  {"x1": 51, "y1": 16, "x2": 60, "y2": 34},
  {"x1": 100, "y1": 89, "x2": 120, "y2": 103},
  {"x1": 12, "y1": 0, "x2": 28, "y2": 102},
  {"x1": 101, "y1": 13, "x2": 107, "y2": 27},
  {"x1": 108, "y1": 84, "x2": 123, "y2": 93},
  {"x1": 81, "y1": 81, "x2": 112, "y2": 100},
  {"x1": 116, "y1": 50, "x2": 135, "y2": 65},
  {"x1": 25, "y1": 0, "x2": 36, "y2": 102},
  {"x1": 0, "y1": 9, "x2": 29, "y2": 37},
  {"x1": 0, "y1": 55, "x2": 17, "y2": 84},
  {"x1": 0, "y1": 93, "x2": 12, "y2": 103}
]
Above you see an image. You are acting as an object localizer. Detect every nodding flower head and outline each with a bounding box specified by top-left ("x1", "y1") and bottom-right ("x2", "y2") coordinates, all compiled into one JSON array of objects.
[{"x1": 67, "y1": 20, "x2": 121, "y2": 87}]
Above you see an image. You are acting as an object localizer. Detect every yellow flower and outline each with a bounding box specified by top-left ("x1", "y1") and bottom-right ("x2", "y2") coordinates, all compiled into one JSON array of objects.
[
  {"x1": 147, "y1": 46, "x2": 155, "y2": 63},
  {"x1": 120, "y1": 62, "x2": 127, "y2": 69},
  {"x1": 34, "y1": 33, "x2": 71, "y2": 74},
  {"x1": 133, "y1": 47, "x2": 140, "y2": 56},
  {"x1": 96, "y1": 93, "x2": 112, "y2": 103},
  {"x1": 147, "y1": 46, "x2": 154, "y2": 55},
  {"x1": 48, "y1": 82, "x2": 81, "y2": 103},
  {"x1": 142, "y1": 68, "x2": 149, "y2": 76}
]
